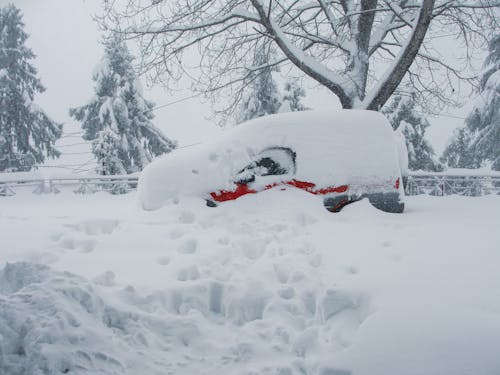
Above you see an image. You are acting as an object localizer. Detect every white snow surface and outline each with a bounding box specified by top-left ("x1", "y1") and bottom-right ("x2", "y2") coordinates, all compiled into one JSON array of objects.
[
  {"x1": 139, "y1": 110, "x2": 403, "y2": 210},
  {"x1": 1, "y1": 189, "x2": 499, "y2": 375}
]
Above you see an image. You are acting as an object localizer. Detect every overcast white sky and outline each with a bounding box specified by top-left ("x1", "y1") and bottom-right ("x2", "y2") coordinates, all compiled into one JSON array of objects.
[{"x1": 1, "y1": 0, "x2": 481, "y2": 171}]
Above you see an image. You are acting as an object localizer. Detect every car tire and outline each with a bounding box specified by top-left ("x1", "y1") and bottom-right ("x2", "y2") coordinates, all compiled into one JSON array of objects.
[{"x1": 323, "y1": 195, "x2": 356, "y2": 212}]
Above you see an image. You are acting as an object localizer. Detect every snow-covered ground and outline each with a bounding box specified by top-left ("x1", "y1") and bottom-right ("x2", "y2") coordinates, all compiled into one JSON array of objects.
[{"x1": 1, "y1": 189, "x2": 499, "y2": 375}]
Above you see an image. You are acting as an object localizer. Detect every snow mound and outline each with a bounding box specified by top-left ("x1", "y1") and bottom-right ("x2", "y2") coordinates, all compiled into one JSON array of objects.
[
  {"x1": 2, "y1": 188, "x2": 500, "y2": 374},
  {"x1": 0, "y1": 262, "x2": 200, "y2": 375},
  {"x1": 0, "y1": 246, "x2": 372, "y2": 374}
]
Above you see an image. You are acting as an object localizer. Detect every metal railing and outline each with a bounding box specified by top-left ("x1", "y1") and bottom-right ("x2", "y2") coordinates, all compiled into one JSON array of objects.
[
  {"x1": 0, "y1": 174, "x2": 139, "y2": 196},
  {"x1": 1, "y1": 171, "x2": 499, "y2": 197},
  {"x1": 405, "y1": 172, "x2": 500, "y2": 196}
]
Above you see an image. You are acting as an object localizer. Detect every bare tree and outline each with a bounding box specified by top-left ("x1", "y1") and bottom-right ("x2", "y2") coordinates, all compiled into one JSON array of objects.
[{"x1": 101, "y1": 0, "x2": 499, "y2": 118}]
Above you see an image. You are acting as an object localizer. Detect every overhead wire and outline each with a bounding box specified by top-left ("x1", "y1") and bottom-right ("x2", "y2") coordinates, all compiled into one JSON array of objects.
[
  {"x1": 41, "y1": 93, "x2": 203, "y2": 172},
  {"x1": 38, "y1": 91, "x2": 468, "y2": 173}
]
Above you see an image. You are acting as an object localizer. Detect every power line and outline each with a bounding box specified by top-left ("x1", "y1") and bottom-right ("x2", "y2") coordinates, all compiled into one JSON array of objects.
[
  {"x1": 63, "y1": 131, "x2": 83, "y2": 136},
  {"x1": 416, "y1": 111, "x2": 467, "y2": 120},
  {"x1": 60, "y1": 134, "x2": 85, "y2": 139},
  {"x1": 433, "y1": 113, "x2": 466, "y2": 120},
  {"x1": 148, "y1": 93, "x2": 202, "y2": 112},
  {"x1": 178, "y1": 142, "x2": 201, "y2": 149},
  {"x1": 56, "y1": 94, "x2": 201, "y2": 142},
  {"x1": 58, "y1": 151, "x2": 93, "y2": 155},
  {"x1": 56, "y1": 142, "x2": 89, "y2": 148}
]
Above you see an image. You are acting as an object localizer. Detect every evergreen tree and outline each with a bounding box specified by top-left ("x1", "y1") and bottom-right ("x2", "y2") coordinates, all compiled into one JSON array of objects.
[
  {"x1": 70, "y1": 34, "x2": 176, "y2": 175},
  {"x1": 441, "y1": 34, "x2": 500, "y2": 171},
  {"x1": 279, "y1": 80, "x2": 308, "y2": 113},
  {"x1": 440, "y1": 127, "x2": 480, "y2": 169},
  {"x1": 0, "y1": 4, "x2": 62, "y2": 172},
  {"x1": 383, "y1": 94, "x2": 443, "y2": 172},
  {"x1": 465, "y1": 34, "x2": 500, "y2": 170},
  {"x1": 236, "y1": 47, "x2": 282, "y2": 124}
]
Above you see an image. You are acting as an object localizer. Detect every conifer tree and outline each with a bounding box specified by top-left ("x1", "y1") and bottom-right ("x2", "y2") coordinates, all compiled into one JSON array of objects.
[
  {"x1": 70, "y1": 34, "x2": 176, "y2": 175},
  {"x1": 441, "y1": 35, "x2": 500, "y2": 171},
  {"x1": 279, "y1": 81, "x2": 308, "y2": 113},
  {"x1": 440, "y1": 127, "x2": 480, "y2": 169},
  {"x1": 383, "y1": 94, "x2": 443, "y2": 172},
  {"x1": 235, "y1": 48, "x2": 309, "y2": 124},
  {"x1": 236, "y1": 47, "x2": 282, "y2": 124},
  {"x1": 0, "y1": 4, "x2": 62, "y2": 172},
  {"x1": 465, "y1": 34, "x2": 500, "y2": 170}
]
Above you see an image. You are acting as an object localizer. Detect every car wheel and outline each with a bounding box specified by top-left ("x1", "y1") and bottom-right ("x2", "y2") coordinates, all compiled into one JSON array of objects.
[
  {"x1": 323, "y1": 195, "x2": 356, "y2": 212},
  {"x1": 206, "y1": 199, "x2": 217, "y2": 207},
  {"x1": 365, "y1": 192, "x2": 404, "y2": 213}
]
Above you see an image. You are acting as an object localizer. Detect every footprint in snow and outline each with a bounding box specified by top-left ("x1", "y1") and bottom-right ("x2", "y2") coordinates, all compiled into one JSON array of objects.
[
  {"x1": 273, "y1": 263, "x2": 290, "y2": 284},
  {"x1": 278, "y1": 286, "x2": 295, "y2": 299},
  {"x1": 49, "y1": 231, "x2": 63, "y2": 242},
  {"x1": 308, "y1": 253, "x2": 322, "y2": 268},
  {"x1": 391, "y1": 253, "x2": 402, "y2": 262},
  {"x1": 238, "y1": 237, "x2": 267, "y2": 260},
  {"x1": 64, "y1": 219, "x2": 120, "y2": 236},
  {"x1": 93, "y1": 270, "x2": 116, "y2": 286},
  {"x1": 346, "y1": 265, "x2": 359, "y2": 275},
  {"x1": 318, "y1": 289, "x2": 373, "y2": 349},
  {"x1": 56, "y1": 236, "x2": 97, "y2": 253},
  {"x1": 58, "y1": 236, "x2": 76, "y2": 250},
  {"x1": 178, "y1": 210, "x2": 196, "y2": 224},
  {"x1": 169, "y1": 227, "x2": 185, "y2": 240},
  {"x1": 177, "y1": 239, "x2": 198, "y2": 254},
  {"x1": 79, "y1": 219, "x2": 120, "y2": 235},
  {"x1": 79, "y1": 239, "x2": 98, "y2": 253},
  {"x1": 177, "y1": 265, "x2": 200, "y2": 281},
  {"x1": 217, "y1": 236, "x2": 230, "y2": 245},
  {"x1": 6, "y1": 216, "x2": 28, "y2": 221},
  {"x1": 156, "y1": 256, "x2": 171, "y2": 266}
]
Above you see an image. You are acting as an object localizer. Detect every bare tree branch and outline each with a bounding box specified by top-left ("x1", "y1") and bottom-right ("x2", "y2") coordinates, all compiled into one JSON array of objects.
[
  {"x1": 362, "y1": 0, "x2": 435, "y2": 110},
  {"x1": 100, "y1": 0, "x2": 500, "y2": 121}
]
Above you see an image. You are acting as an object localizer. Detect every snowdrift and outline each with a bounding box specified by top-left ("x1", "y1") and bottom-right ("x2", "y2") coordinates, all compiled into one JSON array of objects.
[{"x1": 1, "y1": 190, "x2": 500, "y2": 374}]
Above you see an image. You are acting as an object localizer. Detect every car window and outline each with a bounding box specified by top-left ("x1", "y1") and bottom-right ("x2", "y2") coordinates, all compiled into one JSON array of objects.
[{"x1": 236, "y1": 147, "x2": 296, "y2": 183}]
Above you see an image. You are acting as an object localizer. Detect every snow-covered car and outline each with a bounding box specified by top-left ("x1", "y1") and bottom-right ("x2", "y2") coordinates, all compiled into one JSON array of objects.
[{"x1": 139, "y1": 110, "x2": 406, "y2": 213}]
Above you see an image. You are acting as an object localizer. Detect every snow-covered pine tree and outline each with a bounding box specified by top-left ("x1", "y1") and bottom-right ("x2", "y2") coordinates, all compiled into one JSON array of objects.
[
  {"x1": 463, "y1": 34, "x2": 499, "y2": 170},
  {"x1": 70, "y1": 34, "x2": 176, "y2": 175},
  {"x1": 235, "y1": 46, "x2": 282, "y2": 124},
  {"x1": 279, "y1": 80, "x2": 308, "y2": 114},
  {"x1": 440, "y1": 127, "x2": 480, "y2": 169},
  {"x1": 0, "y1": 4, "x2": 62, "y2": 172},
  {"x1": 382, "y1": 94, "x2": 443, "y2": 172},
  {"x1": 441, "y1": 35, "x2": 500, "y2": 171}
]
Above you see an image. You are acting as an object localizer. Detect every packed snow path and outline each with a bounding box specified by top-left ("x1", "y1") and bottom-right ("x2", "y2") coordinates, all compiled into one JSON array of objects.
[{"x1": 1, "y1": 190, "x2": 499, "y2": 375}]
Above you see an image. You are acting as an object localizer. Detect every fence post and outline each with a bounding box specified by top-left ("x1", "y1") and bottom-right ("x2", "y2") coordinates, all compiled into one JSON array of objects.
[
  {"x1": 0, "y1": 183, "x2": 15, "y2": 196},
  {"x1": 33, "y1": 179, "x2": 60, "y2": 194}
]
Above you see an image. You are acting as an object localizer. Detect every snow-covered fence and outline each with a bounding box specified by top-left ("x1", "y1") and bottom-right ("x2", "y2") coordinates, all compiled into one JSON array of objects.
[
  {"x1": 0, "y1": 174, "x2": 139, "y2": 196},
  {"x1": 1, "y1": 170, "x2": 499, "y2": 197},
  {"x1": 405, "y1": 171, "x2": 500, "y2": 196}
]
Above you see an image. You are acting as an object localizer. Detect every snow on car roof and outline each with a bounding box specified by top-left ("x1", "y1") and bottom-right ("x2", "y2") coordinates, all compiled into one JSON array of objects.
[{"x1": 139, "y1": 110, "x2": 402, "y2": 210}]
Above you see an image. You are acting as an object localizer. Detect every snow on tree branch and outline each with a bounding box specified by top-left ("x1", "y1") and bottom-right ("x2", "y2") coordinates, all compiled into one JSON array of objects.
[{"x1": 101, "y1": 0, "x2": 500, "y2": 120}]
